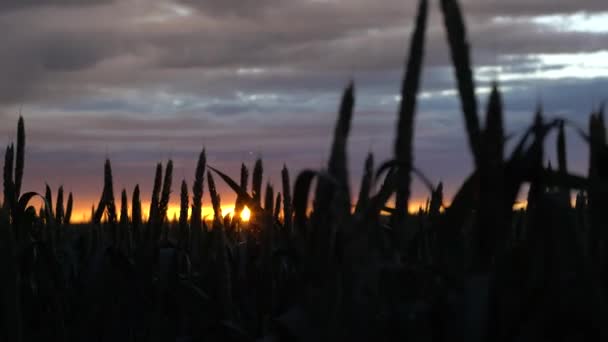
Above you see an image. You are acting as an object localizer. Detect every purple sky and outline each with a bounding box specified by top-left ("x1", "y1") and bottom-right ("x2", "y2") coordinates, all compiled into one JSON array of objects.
[{"x1": 0, "y1": 0, "x2": 607, "y2": 220}]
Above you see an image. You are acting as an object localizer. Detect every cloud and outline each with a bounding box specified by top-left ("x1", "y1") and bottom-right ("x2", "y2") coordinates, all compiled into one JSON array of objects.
[
  {"x1": 0, "y1": 0, "x2": 606, "y2": 213},
  {"x1": 0, "y1": 0, "x2": 113, "y2": 12},
  {"x1": 178, "y1": 0, "x2": 282, "y2": 17},
  {"x1": 461, "y1": 0, "x2": 607, "y2": 17},
  {"x1": 0, "y1": 0, "x2": 605, "y2": 105}
]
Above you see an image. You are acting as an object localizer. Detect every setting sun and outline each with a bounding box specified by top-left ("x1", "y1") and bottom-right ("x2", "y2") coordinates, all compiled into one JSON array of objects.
[{"x1": 241, "y1": 207, "x2": 251, "y2": 221}]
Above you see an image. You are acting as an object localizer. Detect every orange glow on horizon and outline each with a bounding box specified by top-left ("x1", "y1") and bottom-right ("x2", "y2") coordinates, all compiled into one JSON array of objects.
[
  {"x1": 53, "y1": 194, "x2": 578, "y2": 224},
  {"x1": 67, "y1": 204, "x2": 252, "y2": 224},
  {"x1": 62, "y1": 200, "x2": 452, "y2": 223}
]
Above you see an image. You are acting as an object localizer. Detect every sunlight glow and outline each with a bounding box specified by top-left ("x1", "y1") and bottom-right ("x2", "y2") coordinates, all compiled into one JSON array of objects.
[
  {"x1": 241, "y1": 207, "x2": 251, "y2": 221},
  {"x1": 69, "y1": 204, "x2": 252, "y2": 224},
  {"x1": 57, "y1": 196, "x2": 577, "y2": 224}
]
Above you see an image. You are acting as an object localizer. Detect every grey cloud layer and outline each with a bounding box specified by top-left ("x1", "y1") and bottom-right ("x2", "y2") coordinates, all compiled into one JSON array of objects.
[
  {"x1": 0, "y1": 0, "x2": 606, "y2": 105},
  {"x1": 0, "y1": 0, "x2": 606, "y2": 206},
  {"x1": 0, "y1": 0, "x2": 113, "y2": 12}
]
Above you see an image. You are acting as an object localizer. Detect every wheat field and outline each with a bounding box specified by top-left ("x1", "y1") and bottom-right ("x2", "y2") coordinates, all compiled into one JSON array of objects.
[{"x1": 1, "y1": 0, "x2": 606, "y2": 341}]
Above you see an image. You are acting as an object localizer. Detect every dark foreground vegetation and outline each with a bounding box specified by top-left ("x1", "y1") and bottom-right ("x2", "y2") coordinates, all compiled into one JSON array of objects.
[{"x1": 1, "y1": 0, "x2": 607, "y2": 341}]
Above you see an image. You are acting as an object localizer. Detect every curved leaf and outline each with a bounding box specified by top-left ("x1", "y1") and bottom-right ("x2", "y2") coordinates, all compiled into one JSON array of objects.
[
  {"x1": 293, "y1": 169, "x2": 318, "y2": 234},
  {"x1": 375, "y1": 159, "x2": 435, "y2": 193},
  {"x1": 209, "y1": 166, "x2": 263, "y2": 214}
]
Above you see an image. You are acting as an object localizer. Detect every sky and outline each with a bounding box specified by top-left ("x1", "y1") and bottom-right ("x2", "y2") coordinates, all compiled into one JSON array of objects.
[{"x1": 0, "y1": 0, "x2": 607, "y2": 221}]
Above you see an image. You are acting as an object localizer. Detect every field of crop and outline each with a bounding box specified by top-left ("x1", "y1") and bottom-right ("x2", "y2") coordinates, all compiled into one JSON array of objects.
[{"x1": 1, "y1": 0, "x2": 607, "y2": 341}]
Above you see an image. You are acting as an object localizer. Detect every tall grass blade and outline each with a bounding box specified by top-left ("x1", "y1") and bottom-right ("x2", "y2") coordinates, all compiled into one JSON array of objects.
[
  {"x1": 56, "y1": 186, "x2": 64, "y2": 225},
  {"x1": 274, "y1": 192, "x2": 282, "y2": 222},
  {"x1": 293, "y1": 170, "x2": 317, "y2": 236},
  {"x1": 281, "y1": 165, "x2": 292, "y2": 233},
  {"x1": 149, "y1": 162, "x2": 163, "y2": 227},
  {"x1": 354, "y1": 153, "x2": 374, "y2": 216},
  {"x1": 104, "y1": 159, "x2": 117, "y2": 225},
  {"x1": 252, "y1": 158, "x2": 263, "y2": 207},
  {"x1": 180, "y1": 179, "x2": 189, "y2": 249},
  {"x1": 394, "y1": 0, "x2": 428, "y2": 228},
  {"x1": 265, "y1": 183, "x2": 274, "y2": 215},
  {"x1": 132, "y1": 185, "x2": 141, "y2": 243},
  {"x1": 45, "y1": 184, "x2": 53, "y2": 219},
  {"x1": 329, "y1": 82, "x2": 354, "y2": 189},
  {"x1": 119, "y1": 188, "x2": 128, "y2": 250},
  {"x1": 476, "y1": 83, "x2": 505, "y2": 270},
  {"x1": 207, "y1": 172, "x2": 222, "y2": 224},
  {"x1": 3, "y1": 144, "x2": 14, "y2": 211},
  {"x1": 65, "y1": 192, "x2": 73, "y2": 225},
  {"x1": 234, "y1": 163, "x2": 248, "y2": 219},
  {"x1": 557, "y1": 120, "x2": 567, "y2": 175},
  {"x1": 440, "y1": 0, "x2": 482, "y2": 165},
  {"x1": 14, "y1": 116, "x2": 24, "y2": 199},
  {"x1": 191, "y1": 149, "x2": 205, "y2": 233},
  {"x1": 159, "y1": 160, "x2": 173, "y2": 225}
]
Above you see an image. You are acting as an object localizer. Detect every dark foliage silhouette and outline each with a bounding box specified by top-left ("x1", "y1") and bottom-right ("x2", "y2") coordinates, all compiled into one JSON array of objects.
[{"x1": 1, "y1": 1, "x2": 607, "y2": 341}]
